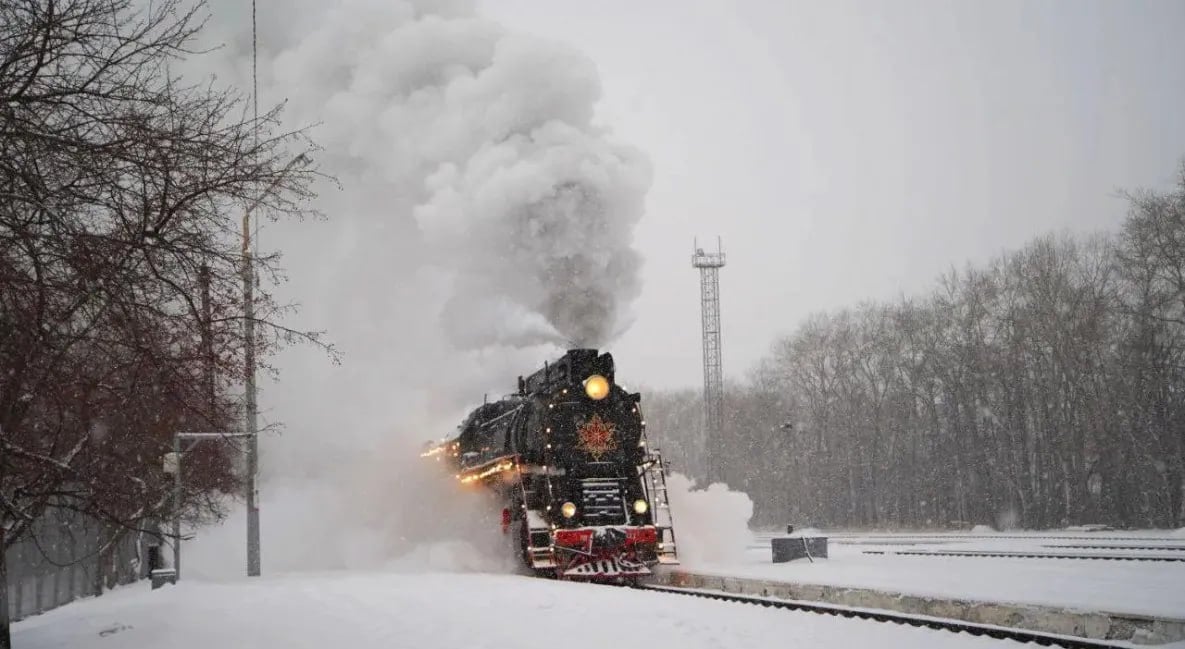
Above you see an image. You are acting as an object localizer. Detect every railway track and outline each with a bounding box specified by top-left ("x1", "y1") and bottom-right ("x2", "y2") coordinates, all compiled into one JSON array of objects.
[
  {"x1": 1046, "y1": 544, "x2": 1185, "y2": 552},
  {"x1": 635, "y1": 583, "x2": 1129, "y2": 649},
  {"x1": 862, "y1": 549, "x2": 1185, "y2": 562},
  {"x1": 813, "y1": 533, "x2": 1185, "y2": 542}
]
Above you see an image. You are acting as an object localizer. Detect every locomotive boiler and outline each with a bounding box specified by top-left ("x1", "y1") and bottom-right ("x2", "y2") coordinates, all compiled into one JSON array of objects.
[{"x1": 421, "y1": 348, "x2": 679, "y2": 580}]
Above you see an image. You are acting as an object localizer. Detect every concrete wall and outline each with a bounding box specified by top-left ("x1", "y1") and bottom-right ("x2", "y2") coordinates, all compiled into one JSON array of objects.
[{"x1": 653, "y1": 570, "x2": 1185, "y2": 645}]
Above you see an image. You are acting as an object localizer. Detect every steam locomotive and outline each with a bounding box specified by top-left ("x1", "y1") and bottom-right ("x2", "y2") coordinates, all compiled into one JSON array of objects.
[{"x1": 421, "y1": 348, "x2": 679, "y2": 580}]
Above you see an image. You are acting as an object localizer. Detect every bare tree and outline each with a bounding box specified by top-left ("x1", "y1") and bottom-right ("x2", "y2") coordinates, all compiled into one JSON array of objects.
[
  {"x1": 651, "y1": 162, "x2": 1185, "y2": 534},
  {"x1": 1, "y1": 2, "x2": 335, "y2": 641}
]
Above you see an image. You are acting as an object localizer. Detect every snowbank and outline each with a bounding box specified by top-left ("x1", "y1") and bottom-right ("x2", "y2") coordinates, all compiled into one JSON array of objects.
[{"x1": 13, "y1": 571, "x2": 1019, "y2": 649}]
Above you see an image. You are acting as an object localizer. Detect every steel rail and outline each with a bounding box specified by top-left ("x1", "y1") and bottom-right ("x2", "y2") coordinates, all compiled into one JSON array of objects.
[
  {"x1": 1045, "y1": 544, "x2": 1185, "y2": 552},
  {"x1": 861, "y1": 549, "x2": 1185, "y2": 562},
  {"x1": 816, "y1": 534, "x2": 1184, "y2": 542},
  {"x1": 634, "y1": 583, "x2": 1130, "y2": 649}
]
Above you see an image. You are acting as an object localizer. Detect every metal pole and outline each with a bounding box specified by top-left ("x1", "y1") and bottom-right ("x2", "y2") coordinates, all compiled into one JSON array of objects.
[
  {"x1": 172, "y1": 435, "x2": 182, "y2": 579},
  {"x1": 242, "y1": 210, "x2": 260, "y2": 578},
  {"x1": 239, "y1": 154, "x2": 304, "y2": 579},
  {"x1": 238, "y1": 154, "x2": 304, "y2": 579},
  {"x1": 1, "y1": 526, "x2": 10, "y2": 649},
  {"x1": 199, "y1": 263, "x2": 215, "y2": 413},
  {"x1": 246, "y1": 0, "x2": 262, "y2": 579}
]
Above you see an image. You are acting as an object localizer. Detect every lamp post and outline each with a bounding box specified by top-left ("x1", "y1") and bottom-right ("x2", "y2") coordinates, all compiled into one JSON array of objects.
[
  {"x1": 163, "y1": 442, "x2": 181, "y2": 578},
  {"x1": 165, "y1": 432, "x2": 257, "y2": 580}
]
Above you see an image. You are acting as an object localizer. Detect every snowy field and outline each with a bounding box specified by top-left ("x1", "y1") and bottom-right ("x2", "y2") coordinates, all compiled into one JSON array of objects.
[
  {"x1": 687, "y1": 529, "x2": 1185, "y2": 619},
  {"x1": 14, "y1": 571, "x2": 1039, "y2": 649}
]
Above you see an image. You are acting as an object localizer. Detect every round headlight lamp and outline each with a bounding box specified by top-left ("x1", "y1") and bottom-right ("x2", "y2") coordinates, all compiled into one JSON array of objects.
[
  {"x1": 633, "y1": 499, "x2": 649, "y2": 514},
  {"x1": 584, "y1": 374, "x2": 610, "y2": 400},
  {"x1": 561, "y1": 501, "x2": 577, "y2": 518}
]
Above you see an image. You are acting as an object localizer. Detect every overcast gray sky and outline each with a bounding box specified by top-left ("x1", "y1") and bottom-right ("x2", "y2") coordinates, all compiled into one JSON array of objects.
[{"x1": 479, "y1": 0, "x2": 1185, "y2": 390}]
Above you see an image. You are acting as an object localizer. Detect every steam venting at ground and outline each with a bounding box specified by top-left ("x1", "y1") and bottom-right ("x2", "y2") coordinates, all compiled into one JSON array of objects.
[
  {"x1": 185, "y1": 432, "x2": 518, "y2": 578},
  {"x1": 178, "y1": 0, "x2": 713, "y2": 577},
  {"x1": 663, "y1": 474, "x2": 755, "y2": 566}
]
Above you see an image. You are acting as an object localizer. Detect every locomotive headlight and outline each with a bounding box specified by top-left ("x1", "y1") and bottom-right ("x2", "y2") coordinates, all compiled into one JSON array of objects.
[
  {"x1": 584, "y1": 374, "x2": 610, "y2": 400},
  {"x1": 633, "y1": 499, "x2": 649, "y2": 514},
  {"x1": 561, "y1": 501, "x2": 577, "y2": 518}
]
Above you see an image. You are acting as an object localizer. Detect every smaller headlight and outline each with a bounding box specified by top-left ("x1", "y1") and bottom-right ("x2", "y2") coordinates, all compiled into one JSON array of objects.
[
  {"x1": 633, "y1": 499, "x2": 649, "y2": 514},
  {"x1": 561, "y1": 501, "x2": 577, "y2": 518}
]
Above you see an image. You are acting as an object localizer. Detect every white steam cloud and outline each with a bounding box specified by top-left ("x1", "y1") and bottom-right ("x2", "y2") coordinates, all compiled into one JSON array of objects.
[
  {"x1": 175, "y1": 0, "x2": 673, "y2": 577},
  {"x1": 664, "y1": 474, "x2": 755, "y2": 566},
  {"x1": 224, "y1": 0, "x2": 651, "y2": 351}
]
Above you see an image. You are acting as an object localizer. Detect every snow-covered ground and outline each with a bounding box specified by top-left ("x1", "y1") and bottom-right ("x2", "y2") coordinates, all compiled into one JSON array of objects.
[
  {"x1": 14, "y1": 571, "x2": 1037, "y2": 649},
  {"x1": 12, "y1": 528, "x2": 1185, "y2": 648},
  {"x1": 12, "y1": 473, "x2": 1184, "y2": 649},
  {"x1": 687, "y1": 530, "x2": 1185, "y2": 619}
]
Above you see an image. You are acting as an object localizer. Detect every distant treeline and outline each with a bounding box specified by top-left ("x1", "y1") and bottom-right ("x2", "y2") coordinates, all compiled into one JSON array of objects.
[{"x1": 647, "y1": 163, "x2": 1185, "y2": 531}]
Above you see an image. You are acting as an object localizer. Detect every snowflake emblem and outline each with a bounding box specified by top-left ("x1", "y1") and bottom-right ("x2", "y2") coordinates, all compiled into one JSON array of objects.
[{"x1": 576, "y1": 414, "x2": 618, "y2": 460}]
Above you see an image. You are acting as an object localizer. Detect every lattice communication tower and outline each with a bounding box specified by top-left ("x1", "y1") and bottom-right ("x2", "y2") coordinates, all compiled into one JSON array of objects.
[{"x1": 692, "y1": 238, "x2": 726, "y2": 484}]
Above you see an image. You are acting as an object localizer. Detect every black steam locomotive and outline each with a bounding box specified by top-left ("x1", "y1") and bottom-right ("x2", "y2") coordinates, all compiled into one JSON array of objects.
[{"x1": 421, "y1": 349, "x2": 679, "y2": 580}]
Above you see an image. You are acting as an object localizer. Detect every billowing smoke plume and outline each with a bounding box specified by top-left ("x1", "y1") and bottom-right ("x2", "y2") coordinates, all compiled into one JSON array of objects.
[
  {"x1": 418, "y1": 124, "x2": 650, "y2": 349},
  {"x1": 214, "y1": 0, "x2": 651, "y2": 351},
  {"x1": 405, "y1": 28, "x2": 651, "y2": 349}
]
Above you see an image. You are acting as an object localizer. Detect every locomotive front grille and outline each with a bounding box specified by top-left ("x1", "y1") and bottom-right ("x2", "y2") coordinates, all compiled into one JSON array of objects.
[{"x1": 580, "y1": 478, "x2": 627, "y2": 524}]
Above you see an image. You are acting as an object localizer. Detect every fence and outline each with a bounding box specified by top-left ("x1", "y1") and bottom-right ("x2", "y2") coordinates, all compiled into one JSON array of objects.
[{"x1": 4, "y1": 509, "x2": 153, "y2": 623}]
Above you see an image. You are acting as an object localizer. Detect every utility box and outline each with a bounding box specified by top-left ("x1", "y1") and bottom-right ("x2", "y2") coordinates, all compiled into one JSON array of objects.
[{"x1": 771, "y1": 536, "x2": 828, "y2": 562}]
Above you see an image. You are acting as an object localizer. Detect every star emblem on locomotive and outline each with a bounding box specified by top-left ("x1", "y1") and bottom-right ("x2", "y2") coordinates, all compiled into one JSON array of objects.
[{"x1": 576, "y1": 413, "x2": 618, "y2": 460}]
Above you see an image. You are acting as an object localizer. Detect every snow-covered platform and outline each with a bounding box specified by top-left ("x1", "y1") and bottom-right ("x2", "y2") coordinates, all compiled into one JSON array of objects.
[
  {"x1": 671, "y1": 529, "x2": 1185, "y2": 643},
  {"x1": 15, "y1": 570, "x2": 1067, "y2": 649}
]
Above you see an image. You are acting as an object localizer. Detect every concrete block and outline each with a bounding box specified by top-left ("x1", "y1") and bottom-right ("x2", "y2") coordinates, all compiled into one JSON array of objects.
[{"x1": 771, "y1": 536, "x2": 828, "y2": 562}]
